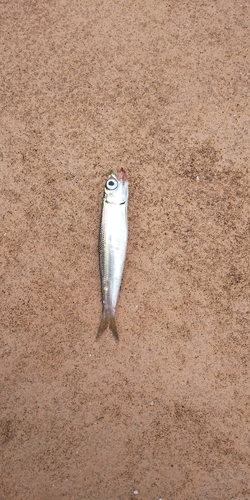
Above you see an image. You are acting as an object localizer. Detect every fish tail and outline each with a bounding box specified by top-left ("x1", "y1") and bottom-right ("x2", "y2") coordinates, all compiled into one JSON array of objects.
[
  {"x1": 96, "y1": 309, "x2": 119, "y2": 342},
  {"x1": 109, "y1": 314, "x2": 119, "y2": 342}
]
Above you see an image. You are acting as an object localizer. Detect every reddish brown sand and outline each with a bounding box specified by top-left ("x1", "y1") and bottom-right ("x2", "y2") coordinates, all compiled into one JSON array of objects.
[{"x1": 1, "y1": 1, "x2": 250, "y2": 499}]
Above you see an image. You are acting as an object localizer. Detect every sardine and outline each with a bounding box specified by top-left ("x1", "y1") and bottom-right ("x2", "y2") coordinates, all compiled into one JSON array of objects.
[{"x1": 97, "y1": 168, "x2": 129, "y2": 341}]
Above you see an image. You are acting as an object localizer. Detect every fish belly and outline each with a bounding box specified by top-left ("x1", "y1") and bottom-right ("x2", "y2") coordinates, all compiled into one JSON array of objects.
[{"x1": 99, "y1": 201, "x2": 127, "y2": 313}]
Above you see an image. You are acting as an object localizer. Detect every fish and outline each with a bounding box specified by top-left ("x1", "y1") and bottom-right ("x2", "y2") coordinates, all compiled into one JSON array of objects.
[{"x1": 97, "y1": 168, "x2": 129, "y2": 341}]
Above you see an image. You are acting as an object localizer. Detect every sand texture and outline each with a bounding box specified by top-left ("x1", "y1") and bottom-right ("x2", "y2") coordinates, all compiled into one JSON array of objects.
[{"x1": 1, "y1": 1, "x2": 250, "y2": 499}]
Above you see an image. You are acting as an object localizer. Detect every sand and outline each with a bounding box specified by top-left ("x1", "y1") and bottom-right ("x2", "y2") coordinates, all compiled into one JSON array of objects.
[{"x1": 1, "y1": 1, "x2": 250, "y2": 499}]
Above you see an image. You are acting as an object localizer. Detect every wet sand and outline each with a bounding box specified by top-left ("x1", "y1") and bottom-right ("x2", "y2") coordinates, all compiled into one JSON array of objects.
[{"x1": 1, "y1": 1, "x2": 250, "y2": 499}]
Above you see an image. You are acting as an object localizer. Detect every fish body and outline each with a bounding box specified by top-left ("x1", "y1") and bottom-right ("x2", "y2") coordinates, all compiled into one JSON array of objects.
[{"x1": 97, "y1": 168, "x2": 128, "y2": 341}]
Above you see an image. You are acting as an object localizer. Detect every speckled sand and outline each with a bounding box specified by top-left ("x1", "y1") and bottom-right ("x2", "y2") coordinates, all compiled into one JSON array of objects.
[{"x1": 1, "y1": 1, "x2": 250, "y2": 499}]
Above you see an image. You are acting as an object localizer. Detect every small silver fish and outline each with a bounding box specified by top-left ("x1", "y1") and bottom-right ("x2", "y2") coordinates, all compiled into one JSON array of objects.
[{"x1": 97, "y1": 168, "x2": 129, "y2": 341}]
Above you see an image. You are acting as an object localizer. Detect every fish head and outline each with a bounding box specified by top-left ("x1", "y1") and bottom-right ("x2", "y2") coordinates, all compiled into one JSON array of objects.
[{"x1": 104, "y1": 168, "x2": 128, "y2": 204}]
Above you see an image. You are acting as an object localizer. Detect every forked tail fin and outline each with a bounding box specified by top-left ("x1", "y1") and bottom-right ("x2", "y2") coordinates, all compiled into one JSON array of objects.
[{"x1": 96, "y1": 310, "x2": 119, "y2": 342}]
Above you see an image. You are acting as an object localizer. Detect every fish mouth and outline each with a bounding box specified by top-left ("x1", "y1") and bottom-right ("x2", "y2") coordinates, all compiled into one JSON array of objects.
[{"x1": 117, "y1": 167, "x2": 127, "y2": 183}]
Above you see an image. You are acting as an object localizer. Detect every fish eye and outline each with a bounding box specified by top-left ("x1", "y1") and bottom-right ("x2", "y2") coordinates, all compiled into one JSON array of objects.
[{"x1": 106, "y1": 178, "x2": 118, "y2": 190}]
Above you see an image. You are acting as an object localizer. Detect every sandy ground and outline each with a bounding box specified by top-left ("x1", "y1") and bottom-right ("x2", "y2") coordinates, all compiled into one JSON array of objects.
[{"x1": 1, "y1": 1, "x2": 250, "y2": 499}]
